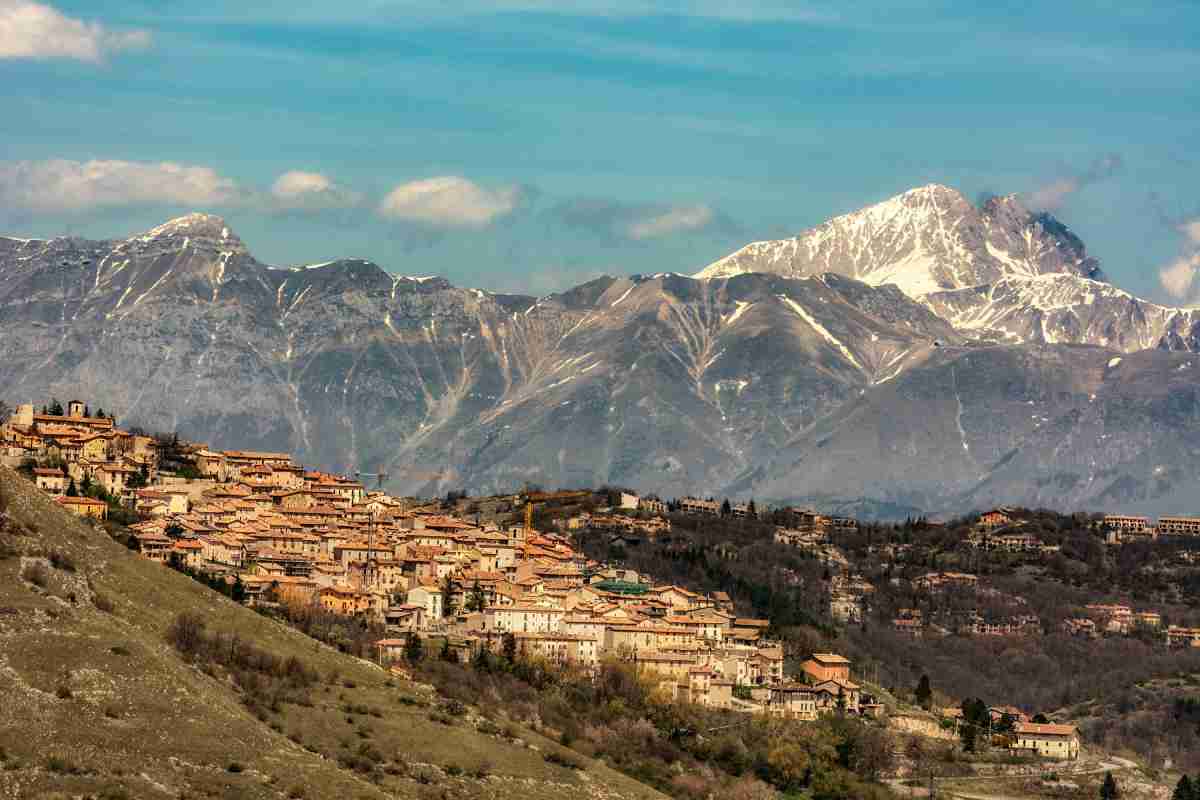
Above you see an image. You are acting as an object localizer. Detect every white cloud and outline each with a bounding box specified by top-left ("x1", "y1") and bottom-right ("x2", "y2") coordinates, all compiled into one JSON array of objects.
[
  {"x1": 625, "y1": 204, "x2": 714, "y2": 240},
  {"x1": 270, "y1": 170, "x2": 360, "y2": 210},
  {"x1": 1159, "y1": 254, "x2": 1200, "y2": 300},
  {"x1": 378, "y1": 176, "x2": 522, "y2": 228},
  {"x1": 0, "y1": 159, "x2": 238, "y2": 212},
  {"x1": 1184, "y1": 220, "x2": 1200, "y2": 245},
  {"x1": 0, "y1": 0, "x2": 150, "y2": 62},
  {"x1": 1159, "y1": 219, "x2": 1200, "y2": 301}
]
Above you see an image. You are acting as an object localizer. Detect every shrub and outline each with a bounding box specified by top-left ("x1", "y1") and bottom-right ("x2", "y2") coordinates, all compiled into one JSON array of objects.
[
  {"x1": 226, "y1": 762, "x2": 244, "y2": 773},
  {"x1": 93, "y1": 594, "x2": 115, "y2": 613},
  {"x1": 109, "y1": 645, "x2": 131, "y2": 656},
  {"x1": 544, "y1": 749, "x2": 584, "y2": 770},
  {"x1": 473, "y1": 760, "x2": 493, "y2": 779},
  {"x1": 444, "y1": 764, "x2": 463, "y2": 777},
  {"x1": 54, "y1": 684, "x2": 72, "y2": 700},
  {"x1": 21, "y1": 561, "x2": 48, "y2": 588},
  {"x1": 48, "y1": 550, "x2": 76, "y2": 572}
]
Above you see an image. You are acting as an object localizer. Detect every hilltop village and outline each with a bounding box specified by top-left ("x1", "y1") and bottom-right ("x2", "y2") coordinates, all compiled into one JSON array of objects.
[{"x1": 14, "y1": 396, "x2": 1200, "y2": 766}]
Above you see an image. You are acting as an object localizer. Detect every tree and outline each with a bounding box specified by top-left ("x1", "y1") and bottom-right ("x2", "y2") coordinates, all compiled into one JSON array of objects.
[
  {"x1": 502, "y1": 632, "x2": 517, "y2": 664},
  {"x1": 1100, "y1": 771, "x2": 1119, "y2": 800},
  {"x1": 404, "y1": 632, "x2": 423, "y2": 664},
  {"x1": 48, "y1": 398, "x2": 64, "y2": 416},
  {"x1": 440, "y1": 637, "x2": 455, "y2": 662},
  {"x1": 83, "y1": 404, "x2": 90, "y2": 418},
  {"x1": 1032, "y1": 713, "x2": 1049, "y2": 724},
  {"x1": 721, "y1": 498, "x2": 732, "y2": 517},
  {"x1": 748, "y1": 498, "x2": 757, "y2": 517},
  {"x1": 95, "y1": 407, "x2": 104, "y2": 419},
  {"x1": 1173, "y1": 775, "x2": 1194, "y2": 800},
  {"x1": 231, "y1": 577, "x2": 246, "y2": 604},
  {"x1": 65, "y1": 478, "x2": 78, "y2": 497},
  {"x1": 915, "y1": 674, "x2": 933, "y2": 709},
  {"x1": 466, "y1": 580, "x2": 485, "y2": 612},
  {"x1": 959, "y1": 723, "x2": 976, "y2": 753},
  {"x1": 441, "y1": 577, "x2": 456, "y2": 618}
]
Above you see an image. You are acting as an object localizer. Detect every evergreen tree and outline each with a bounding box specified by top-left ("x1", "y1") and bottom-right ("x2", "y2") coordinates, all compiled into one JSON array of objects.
[
  {"x1": 502, "y1": 632, "x2": 517, "y2": 664},
  {"x1": 95, "y1": 407, "x2": 104, "y2": 419},
  {"x1": 231, "y1": 577, "x2": 246, "y2": 604},
  {"x1": 440, "y1": 637, "x2": 455, "y2": 662},
  {"x1": 467, "y1": 580, "x2": 485, "y2": 612},
  {"x1": 65, "y1": 478, "x2": 77, "y2": 497},
  {"x1": 748, "y1": 498, "x2": 757, "y2": 516},
  {"x1": 48, "y1": 398, "x2": 64, "y2": 416},
  {"x1": 960, "y1": 724, "x2": 976, "y2": 752},
  {"x1": 720, "y1": 498, "x2": 732, "y2": 516},
  {"x1": 83, "y1": 405, "x2": 90, "y2": 417},
  {"x1": 915, "y1": 674, "x2": 933, "y2": 709},
  {"x1": 1173, "y1": 775, "x2": 1194, "y2": 800},
  {"x1": 404, "y1": 632, "x2": 423, "y2": 664},
  {"x1": 1100, "y1": 771, "x2": 1119, "y2": 800},
  {"x1": 441, "y1": 577, "x2": 455, "y2": 617}
]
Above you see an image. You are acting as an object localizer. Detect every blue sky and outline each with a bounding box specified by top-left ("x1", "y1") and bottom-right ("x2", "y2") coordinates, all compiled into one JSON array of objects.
[{"x1": 2, "y1": 1, "x2": 1198, "y2": 299}]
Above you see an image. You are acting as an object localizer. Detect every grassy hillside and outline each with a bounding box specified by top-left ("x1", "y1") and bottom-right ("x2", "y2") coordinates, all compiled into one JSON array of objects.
[{"x1": 0, "y1": 466, "x2": 665, "y2": 800}]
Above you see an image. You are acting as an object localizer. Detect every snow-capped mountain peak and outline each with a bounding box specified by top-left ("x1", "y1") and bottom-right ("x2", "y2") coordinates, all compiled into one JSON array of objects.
[{"x1": 695, "y1": 183, "x2": 1102, "y2": 299}]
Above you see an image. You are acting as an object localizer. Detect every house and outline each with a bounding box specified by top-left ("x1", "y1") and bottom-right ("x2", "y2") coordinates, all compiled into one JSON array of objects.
[
  {"x1": 639, "y1": 497, "x2": 667, "y2": 515},
  {"x1": 1158, "y1": 517, "x2": 1200, "y2": 536},
  {"x1": 1010, "y1": 722, "x2": 1079, "y2": 760},
  {"x1": 407, "y1": 584, "x2": 445, "y2": 621},
  {"x1": 376, "y1": 638, "x2": 412, "y2": 664},
  {"x1": 57, "y1": 495, "x2": 107, "y2": 520},
  {"x1": 801, "y1": 653, "x2": 851, "y2": 683},
  {"x1": 33, "y1": 467, "x2": 66, "y2": 494},
  {"x1": 678, "y1": 497, "x2": 720, "y2": 516},
  {"x1": 980, "y1": 508, "x2": 1017, "y2": 529},
  {"x1": 767, "y1": 683, "x2": 818, "y2": 720},
  {"x1": 1166, "y1": 625, "x2": 1200, "y2": 648}
]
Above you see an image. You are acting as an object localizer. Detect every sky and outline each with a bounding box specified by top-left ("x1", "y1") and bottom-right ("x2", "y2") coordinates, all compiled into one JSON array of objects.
[{"x1": 1, "y1": 0, "x2": 1198, "y2": 300}]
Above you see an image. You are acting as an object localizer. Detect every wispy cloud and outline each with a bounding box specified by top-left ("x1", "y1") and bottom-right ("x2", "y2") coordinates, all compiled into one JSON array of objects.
[
  {"x1": 1027, "y1": 153, "x2": 1123, "y2": 212},
  {"x1": 270, "y1": 170, "x2": 361, "y2": 211},
  {"x1": 1159, "y1": 218, "x2": 1200, "y2": 302},
  {"x1": 550, "y1": 197, "x2": 724, "y2": 242},
  {"x1": 0, "y1": 159, "x2": 238, "y2": 212},
  {"x1": 0, "y1": 0, "x2": 150, "y2": 61},
  {"x1": 378, "y1": 176, "x2": 524, "y2": 228}
]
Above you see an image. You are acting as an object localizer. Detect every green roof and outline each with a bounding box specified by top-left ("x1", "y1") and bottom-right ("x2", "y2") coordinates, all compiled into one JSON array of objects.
[{"x1": 593, "y1": 580, "x2": 648, "y2": 595}]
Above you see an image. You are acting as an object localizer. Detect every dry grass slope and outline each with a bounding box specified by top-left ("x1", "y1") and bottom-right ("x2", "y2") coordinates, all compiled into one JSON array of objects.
[{"x1": 0, "y1": 466, "x2": 665, "y2": 800}]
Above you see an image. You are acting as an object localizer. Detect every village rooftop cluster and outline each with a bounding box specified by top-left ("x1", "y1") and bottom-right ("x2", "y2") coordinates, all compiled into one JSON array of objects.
[{"x1": 0, "y1": 399, "x2": 1086, "y2": 760}]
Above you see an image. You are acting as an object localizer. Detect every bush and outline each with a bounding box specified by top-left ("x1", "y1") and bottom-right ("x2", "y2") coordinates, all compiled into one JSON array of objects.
[
  {"x1": 54, "y1": 684, "x2": 72, "y2": 700},
  {"x1": 21, "y1": 561, "x2": 48, "y2": 588},
  {"x1": 48, "y1": 550, "x2": 76, "y2": 572},
  {"x1": 93, "y1": 594, "x2": 115, "y2": 613},
  {"x1": 444, "y1": 764, "x2": 463, "y2": 777},
  {"x1": 544, "y1": 749, "x2": 584, "y2": 770},
  {"x1": 109, "y1": 645, "x2": 131, "y2": 656},
  {"x1": 226, "y1": 762, "x2": 244, "y2": 773}
]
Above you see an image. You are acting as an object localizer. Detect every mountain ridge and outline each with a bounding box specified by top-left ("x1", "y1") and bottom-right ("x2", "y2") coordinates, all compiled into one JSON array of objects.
[{"x1": 3, "y1": 188, "x2": 1200, "y2": 517}]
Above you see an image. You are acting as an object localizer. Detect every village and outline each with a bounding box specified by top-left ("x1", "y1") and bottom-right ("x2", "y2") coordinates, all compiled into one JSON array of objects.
[{"x1": 4, "y1": 397, "x2": 1175, "y2": 765}]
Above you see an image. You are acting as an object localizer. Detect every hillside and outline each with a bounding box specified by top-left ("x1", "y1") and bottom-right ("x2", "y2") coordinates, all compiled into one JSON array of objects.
[{"x1": 0, "y1": 465, "x2": 664, "y2": 800}]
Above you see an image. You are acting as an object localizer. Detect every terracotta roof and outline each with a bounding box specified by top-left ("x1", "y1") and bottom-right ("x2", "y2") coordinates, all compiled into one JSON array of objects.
[{"x1": 1014, "y1": 722, "x2": 1076, "y2": 737}]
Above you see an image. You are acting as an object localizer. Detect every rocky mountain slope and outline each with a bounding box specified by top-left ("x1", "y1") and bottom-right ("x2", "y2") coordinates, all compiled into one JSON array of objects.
[
  {"x1": 0, "y1": 465, "x2": 663, "y2": 799},
  {"x1": 3, "y1": 188, "x2": 1200, "y2": 516}
]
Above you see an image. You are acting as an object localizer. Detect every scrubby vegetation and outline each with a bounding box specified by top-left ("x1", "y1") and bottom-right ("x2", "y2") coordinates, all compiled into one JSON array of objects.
[
  {"x1": 166, "y1": 612, "x2": 320, "y2": 716},
  {"x1": 411, "y1": 653, "x2": 893, "y2": 799}
]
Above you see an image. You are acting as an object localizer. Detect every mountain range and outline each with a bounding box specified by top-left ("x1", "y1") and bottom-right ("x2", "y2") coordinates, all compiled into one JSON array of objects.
[{"x1": 4, "y1": 185, "x2": 1200, "y2": 518}]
